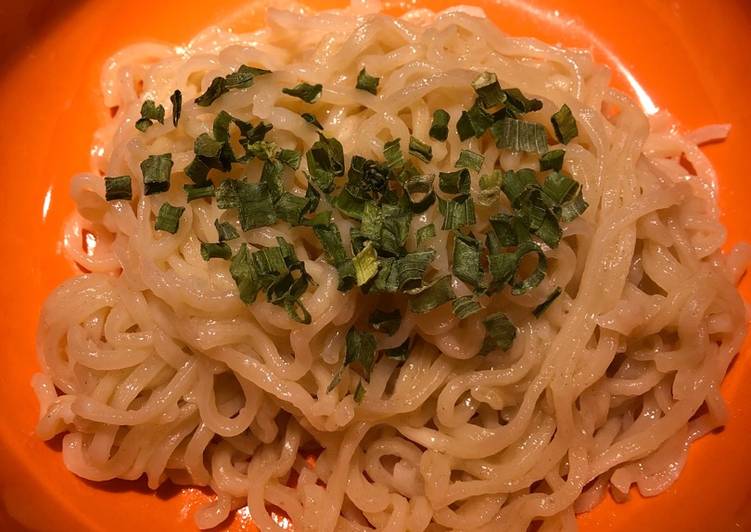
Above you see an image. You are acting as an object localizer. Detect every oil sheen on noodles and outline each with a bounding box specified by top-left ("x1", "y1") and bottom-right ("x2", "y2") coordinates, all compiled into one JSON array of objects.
[{"x1": 33, "y1": 1, "x2": 748, "y2": 530}]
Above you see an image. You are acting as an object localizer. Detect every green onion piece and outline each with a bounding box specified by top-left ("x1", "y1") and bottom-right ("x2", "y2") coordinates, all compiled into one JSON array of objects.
[
  {"x1": 452, "y1": 295, "x2": 482, "y2": 319},
  {"x1": 184, "y1": 157, "x2": 211, "y2": 185},
  {"x1": 551, "y1": 104, "x2": 578, "y2": 144},
  {"x1": 456, "y1": 102, "x2": 494, "y2": 140},
  {"x1": 195, "y1": 77, "x2": 227, "y2": 106},
  {"x1": 275, "y1": 192, "x2": 312, "y2": 225},
  {"x1": 247, "y1": 140, "x2": 277, "y2": 161},
  {"x1": 345, "y1": 327, "x2": 377, "y2": 379},
  {"x1": 332, "y1": 185, "x2": 367, "y2": 220},
  {"x1": 312, "y1": 222, "x2": 356, "y2": 291},
  {"x1": 404, "y1": 174, "x2": 435, "y2": 213},
  {"x1": 472, "y1": 72, "x2": 506, "y2": 109},
  {"x1": 154, "y1": 202, "x2": 185, "y2": 233},
  {"x1": 369, "y1": 309, "x2": 402, "y2": 336},
  {"x1": 429, "y1": 109, "x2": 450, "y2": 141},
  {"x1": 488, "y1": 250, "x2": 517, "y2": 288},
  {"x1": 260, "y1": 158, "x2": 284, "y2": 200},
  {"x1": 394, "y1": 250, "x2": 435, "y2": 292},
  {"x1": 441, "y1": 195, "x2": 476, "y2": 230},
  {"x1": 561, "y1": 190, "x2": 588, "y2": 222},
  {"x1": 200, "y1": 242, "x2": 232, "y2": 261},
  {"x1": 215, "y1": 219, "x2": 239, "y2": 241},
  {"x1": 224, "y1": 65, "x2": 270, "y2": 89},
  {"x1": 477, "y1": 170, "x2": 502, "y2": 206},
  {"x1": 301, "y1": 112, "x2": 323, "y2": 130},
  {"x1": 384, "y1": 338, "x2": 411, "y2": 361},
  {"x1": 170, "y1": 90, "x2": 182, "y2": 127},
  {"x1": 194, "y1": 133, "x2": 224, "y2": 158},
  {"x1": 540, "y1": 149, "x2": 565, "y2": 172},
  {"x1": 509, "y1": 240, "x2": 547, "y2": 295},
  {"x1": 140, "y1": 153, "x2": 173, "y2": 195},
  {"x1": 533, "y1": 287, "x2": 562, "y2": 317},
  {"x1": 184, "y1": 183, "x2": 215, "y2": 202},
  {"x1": 383, "y1": 138, "x2": 403, "y2": 169},
  {"x1": 452, "y1": 233, "x2": 482, "y2": 288},
  {"x1": 282, "y1": 82, "x2": 323, "y2": 103},
  {"x1": 490, "y1": 118, "x2": 548, "y2": 154},
  {"x1": 503, "y1": 88, "x2": 543, "y2": 115},
  {"x1": 408, "y1": 275, "x2": 456, "y2": 313},
  {"x1": 415, "y1": 223, "x2": 436, "y2": 248},
  {"x1": 408, "y1": 136, "x2": 433, "y2": 163},
  {"x1": 279, "y1": 149, "x2": 302, "y2": 170},
  {"x1": 480, "y1": 312, "x2": 516, "y2": 354},
  {"x1": 501, "y1": 168, "x2": 537, "y2": 206},
  {"x1": 135, "y1": 99, "x2": 165, "y2": 132},
  {"x1": 353, "y1": 381, "x2": 366, "y2": 403},
  {"x1": 489, "y1": 213, "x2": 529, "y2": 247},
  {"x1": 353, "y1": 242, "x2": 379, "y2": 286},
  {"x1": 439, "y1": 169, "x2": 470, "y2": 195},
  {"x1": 237, "y1": 182, "x2": 277, "y2": 230},
  {"x1": 356, "y1": 68, "x2": 380, "y2": 95},
  {"x1": 215, "y1": 179, "x2": 242, "y2": 209},
  {"x1": 104, "y1": 175, "x2": 132, "y2": 201},
  {"x1": 306, "y1": 134, "x2": 344, "y2": 193},
  {"x1": 455, "y1": 149, "x2": 484, "y2": 173}
]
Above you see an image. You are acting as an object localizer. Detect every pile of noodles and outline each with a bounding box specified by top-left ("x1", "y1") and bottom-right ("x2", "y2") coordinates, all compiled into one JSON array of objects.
[{"x1": 33, "y1": 1, "x2": 748, "y2": 530}]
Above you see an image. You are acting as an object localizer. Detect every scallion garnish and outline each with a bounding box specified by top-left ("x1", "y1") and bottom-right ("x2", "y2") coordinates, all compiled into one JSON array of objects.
[
  {"x1": 356, "y1": 68, "x2": 380, "y2": 95},
  {"x1": 441, "y1": 195, "x2": 476, "y2": 230},
  {"x1": 452, "y1": 295, "x2": 482, "y2": 319},
  {"x1": 283, "y1": 82, "x2": 323, "y2": 103},
  {"x1": 195, "y1": 65, "x2": 270, "y2": 106},
  {"x1": 439, "y1": 169, "x2": 470, "y2": 195},
  {"x1": 472, "y1": 72, "x2": 506, "y2": 109},
  {"x1": 551, "y1": 103, "x2": 578, "y2": 144},
  {"x1": 353, "y1": 242, "x2": 379, "y2": 286},
  {"x1": 383, "y1": 138, "x2": 403, "y2": 169},
  {"x1": 170, "y1": 90, "x2": 182, "y2": 127},
  {"x1": 200, "y1": 242, "x2": 232, "y2": 261},
  {"x1": 154, "y1": 202, "x2": 185, "y2": 234},
  {"x1": 415, "y1": 223, "x2": 435, "y2": 248},
  {"x1": 452, "y1": 233, "x2": 482, "y2": 288},
  {"x1": 490, "y1": 118, "x2": 548, "y2": 154},
  {"x1": 104, "y1": 175, "x2": 132, "y2": 201},
  {"x1": 408, "y1": 136, "x2": 433, "y2": 163},
  {"x1": 408, "y1": 275, "x2": 456, "y2": 313},
  {"x1": 214, "y1": 219, "x2": 239, "y2": 242},
  {"x1": 456, "y1": 102, "x2": 494, "y2": 140},
  {"x1": 540, "y1": 149, "x2": 565, "y2": 172},
  {"x1": 353, "y1": 381, "x2": 366, "y2": 403},
  {"x1": 429, "y1": 109, "x2": 450, "y2": 141},
  {"x1": 184, "y1": 183, "x2": 215, "y2": 202},
  {"x1": 135, "y1": 100, "x2": 165, "y2": 132},
  {"x1": 140, "y1": 153, "x2": 173, "y2": 195},
  {"x1": 455, "y1": 149, "x2": 484, "y2": 173},
  {"x1": 279, "y1": 149, "x2": 302, "y2": 170},
  {"x1": 327, "y1": 327, "x2": 378, "y2": 392},
  {"x1": 369, "y1": 309, "x2": 402, "y2": 336},
  {"x1": 301, "y1": 112, "x2": 323, "y2": 129},
  {"x1": 480, "y1": 312, "x2": 516, "y2": 354}
]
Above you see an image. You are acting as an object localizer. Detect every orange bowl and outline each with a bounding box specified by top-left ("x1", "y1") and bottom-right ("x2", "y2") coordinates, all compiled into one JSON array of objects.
[{"x1": 1, "y1": 0, "x2": 750, "y2": 530}]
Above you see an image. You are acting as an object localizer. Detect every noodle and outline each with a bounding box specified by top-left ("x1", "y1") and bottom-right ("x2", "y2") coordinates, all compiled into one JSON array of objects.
[{"x1": 33, "y1": 1, "x2": 748, "y2": 530}]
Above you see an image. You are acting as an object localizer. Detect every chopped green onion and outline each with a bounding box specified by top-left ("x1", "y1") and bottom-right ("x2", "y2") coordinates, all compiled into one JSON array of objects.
[
  {"x1": 356, "y1": 68, "x2": 379, "y2": 95},
  {"x1": 383, "y1": 138, "x2": 403, "y2": 169},
  {"x1": 561, "y1": 190, "x2": 588, "y2": 222},
  {"x1": 472, "y1": 72, "x2": 506, "y2": 109},
  {"x1": 477, "y1": 170, "x2": 502, "y2": 206},
  {"x1": 452, "y1": 295, "x2": 482, "y2": 319},
  {"x1": 135, "y1": 99, "x2": 165, "y2": 132},
  {"x1": 214, "y1": 219, "x2": 239, "y2": 241},
  {"x1": 415, "y1": 223, "x2": 436, "y2": 248},
  {"x1": 503, "y1": 88, "x2": 543, "y2": 115},
  {"x1": 170, "y1": 90, "x2": 182, "y2": 127},
  {"x1": 279, "y1": 149, "x2": 302, "y2": 170},
  {"x1": 452, "y1": 233, "x2": 482, "y2": 287},
  {"x1": 301, "y1": 112, "x2": 323, "y2": 129},
  {"x1": 439, "y1": 169, "x2": 470, "y2": 195},
  {"x1": 104, "y1": 175, "x2": 132, "y2": 201},
  {"x1": 353, "y1": 381, "x2": 366, "y2": 403},
  {"x1": 408, "y1": 275, "x2": 456, "y2": 313},
  {"x1": 480, "y1": 312, "x2": 516, "y2": 354},
  {"x1": 200, "y1": 242, "x2": 232, "y2": 261},
  {"x1": 455, "y1": 149, "x2": 484, "y2": 173},
  {"x1": 540, "y1": 149, "x2": 565, "y2": 172},
  {"x1": 369, "y1": 309, "x2": 402, "y2": 336},
  {"x1": 283, "y1": 82, "x2": 323, "y2": 103},
  {"x1": 456, "y1": 102, "x2": 494, "y2": 140},
  {"x1": 306, "y1": 134, "x2": 344, "y2": 193},
  {"x1": 501, "y1": 168, "x2": 537, "y2": 206},
  {"x1": 441, "y1": 195, "x2": 476, "y2": 230},
  {"x1": 327, "y1": 327, "x2": 378, "y2": 392},
  {"x1": 224, "y1": 65, "x2": 270, "y2": 89},
  {"x1": 490, "y1": 118, "x2": 548, "y2": 154},
  {"x1": 551, "y1": 104, "x2": 578, "y2": 144},
  {"x1": 195, "y1": 77, "x2": 227, "y2": 107},
  {"x1": 509, "y1": 240, "x2": 548, "y2": 295},
  {"x1": 154, "y1": 202, "x2": 185, "y2": 234},
  {"x1": 429, "y1": 109, "x2": 450, "y2": 141},
  {"x1": 140, "y1": 153, "x2": 173, "y2": 195},
  {"x1": 404, "y1": 174, "x2": 435, "y2": 213},
  {"x1": 184, "y1": 183, "x2": 215, "y2": 202},
  {"x1": 237, "y1": 182, "x2": 277, "y2": 230},
  {"x1": 533, "y1": 287, "x2": 562, "y2": 317},
  {"x1": 194, "y1": 133, "x2": 224, "y2": 158},
  {"x1": 384, "y1": 338, "x2": 411, "y2": 361},
  {"x1": 408, "y1": 136, "x2": 433, "y2": 163},
  {"x1": 353, "y1": 242, "x2": 379, "y2": 286}
]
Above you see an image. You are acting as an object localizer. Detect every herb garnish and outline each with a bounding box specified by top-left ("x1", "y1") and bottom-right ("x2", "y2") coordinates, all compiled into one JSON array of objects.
[
  {"x1": 155, "y1": 202, "x2": 185, "y2": 233},
  {"x1": 429, "y1": 109, "x2": 450, "y2": 141},
  {"x1": 356, "y1": 68, "x2": 380, "y2": 95},
  {"x1": 104, "y1": 176, "x2": 132, "y2": 201},
  {"x1": 136, "y1": 100, "x2": 165, "y2": 132},
  {"x1": 283, "y1": 82, "x2": 323, "y2": 103},
  {"x1": 551, "y1": 104, "x2": 578, "y2": 144}
]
